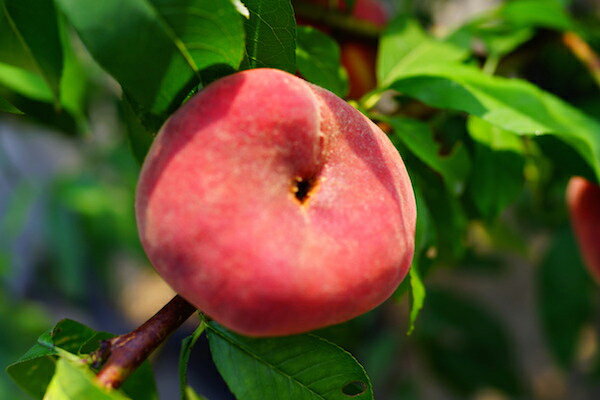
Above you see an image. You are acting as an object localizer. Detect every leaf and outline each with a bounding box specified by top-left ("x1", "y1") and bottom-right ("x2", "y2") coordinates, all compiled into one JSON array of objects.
[
  {"x1": 241, "y1": 0, "x2": 296, "y2": 73},
  {"x1": 56, "y1": 0, "x2": 245, "y2": 124},
  {"x1": 43, "y1": 358, "x2": 130, "y2": 400},
  {"x1": 207, "y1": 322, "x2": 374, "y2": 400},
  {"x1": 8, "y1": 320, "x2": 157, "y2": 400},
  {"x1": 500, "y1": 0, "x2": 574, "y2": 31},
  {"x1": 179, "y1": 320, "x2": 206, "y2": 400},
  {"x1": 0, "y1": 93, "x2": 20, "y2": 113},
  {"x1": 0, "y1": 62, "x2": 80, "y2": 134},
  {"x1": 448, "y1": 21, "x2": 534, "y2": 59},
  {"x1": 0, "y1": 62, "x2": 53, "y2": 102},
  {"x1": 7, "y1": 319, "x2": 97, "y2": 398},
  {"x1": 377, "y1": 16, "x2": 468, "y2": 87},
  {"x1": 417, "y1": 288, "x2": 522, "y2": 396},
  {"x1": 120, "y1": 363, "x2": 159, "y2": 400},
  {"x1": 122, "y1": 97, "x2": 155, "y2": 165},
  {"x1": 407, "y1": 267, "x2": 425, "y2": 335},
  {"x1": 296, "y1": 26, "x2": 348, "y2": 97},
  {"x1": 538, "y1": 227, "x2": 593, "y2": 368},
  {"x1": 387, "y1": 117, "x2": 470, "y2": 195},
  {"x1": 2, "y1": 0, "x2": 63, "y2": 102},
  {"x1": 389, "y1": 63, "x2": 600, "y2": 181},
  {"x1": 466, "y1": 116, "x2": 525, "y2": 219}
]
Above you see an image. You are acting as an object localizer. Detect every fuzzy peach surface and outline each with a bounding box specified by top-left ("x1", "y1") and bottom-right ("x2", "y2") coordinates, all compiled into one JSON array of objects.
[{"x1": 136, "y1": 68, "x2": 416, "y2": 336}]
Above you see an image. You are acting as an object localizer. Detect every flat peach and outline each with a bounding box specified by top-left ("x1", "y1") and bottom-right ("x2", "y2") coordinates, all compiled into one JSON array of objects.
[{"x1": 136, "y1": 68, "x2": 415, "y2": 336}]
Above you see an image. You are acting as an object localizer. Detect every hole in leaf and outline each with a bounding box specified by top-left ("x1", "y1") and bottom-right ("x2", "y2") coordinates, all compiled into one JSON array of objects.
[
  {"x1": 291, "y1": 176, "x2": 316, "y2": 204},
  {"x1": 342, "y1": 381, "x2": 367, "y2": 396}
]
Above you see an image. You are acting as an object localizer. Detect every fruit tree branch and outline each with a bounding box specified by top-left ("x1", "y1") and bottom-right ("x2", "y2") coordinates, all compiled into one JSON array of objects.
[
  {"x1": 95, "y1": 295, "x2": 196, "y2": 389},
  {"x1": 294, "y1": 3, "x2": 382, "y2": 40},
  {"x1": 562, "y1": 32, "x2": 600, "y2": 88}
]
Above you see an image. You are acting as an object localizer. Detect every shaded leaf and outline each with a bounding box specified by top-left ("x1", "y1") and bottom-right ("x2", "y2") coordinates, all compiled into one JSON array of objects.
[
  {"x1": 56, "y1": 0, "x2": 245, "y2": 124},
  {"x1": 417, "y1": 288, "x2": 522, "y2": 396},
  {"x1": 538, "y1": 227, "x2": 593, "y2": 367},
  {"x1": 179, "y1": 320, "x2": 206, "y2": 400},
  {"x1": 207, "y1": 322, "x2": 374, "y2": 400},
  {"x1": 388, "y1": 117, "x2": 470, "y2": 195},
  {"x1": 2, "y1": 0, "x2": 63, "y2": 101},
  {"x1": 0, "y1": 95, "x2": 20, "y2": 113},
  {"x1": 466, "y1": 116, "x2": 525, "y2": 219},
  {"x1": 296, "y1": 26, "x2": 348, "y2": 97},
  {"x1": 241, "y1": 0, "x2": 296, "y2": 73}
]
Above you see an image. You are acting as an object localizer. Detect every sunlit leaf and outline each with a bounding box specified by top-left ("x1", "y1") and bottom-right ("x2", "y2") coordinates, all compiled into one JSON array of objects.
[
  {"x1": 207, "y1": 322, "x2": 374, "y2": 400},
  {"x1": 389, "y1": 63, "x2": 600, "y2": 181}
]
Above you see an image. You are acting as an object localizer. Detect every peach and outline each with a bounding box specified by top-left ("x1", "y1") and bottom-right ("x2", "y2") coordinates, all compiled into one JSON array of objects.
[
  {"x1": 136, "y1": 68, "x2": 415, "y2": 336},
  {"x1": 567, "y1": 177, "x2": 600, "y2": 283}
]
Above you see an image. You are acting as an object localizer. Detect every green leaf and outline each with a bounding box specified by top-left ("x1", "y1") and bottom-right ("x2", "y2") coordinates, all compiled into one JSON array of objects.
[
  {"x1": 7, "y1": 319, "x2": 97, "y2": 399},
  {"x1": 500, "y1": 0, "x2": 574, "y2": 31},
  {"x1": 179, "y1": 320, "x2": 206, "y2": 400},
  {"x1": 389, "y1": 63, "x2": 600, "y2": 181},
  {"x1": 0, "y1": 93, "x2": 20, "y2": 113},
  {"x1": 0, "y1": 62, "x2": 53, "y2": 102},
  {"x1": 377, "y1": 16, "x2": 468, "y2": 87},
  {"x1": 122, "y1": 97, "x2": 155, "y2": 165},
  {"x1": 407, "y1": 267, "x2": 425, "y2": 335},
  {"x1": 0, "y1": 62, "x2": 80, "y2": 134},
  {"x1": 8, "y1": 320, "x2": 157, "y2": 400},
  {"x1": 183, "y1": 387, "x2": 208, "y2": 400},
  {"x1": 56, "y1": 0, "x2": 245, "y2": 124},
  {"x1": 2, "y1": 0, "x2": 63, "y2": 102},
  {"x1": 448, "y1": 21, "x2": 533, "y2": 59},
  {"x1": 417, "y1": 288, "x2": 522, "y2": 396},
  {"x1": 387, "y1": 117, "x2": 470, "y2": 195},
  {"x1": 466, "y1": 116, "x2": 525, "y2": 219},
  {"x1": 207, "y1": 322, "x2": 374, "y2": 400},
  {"x1": 296, "y1": 26, "x2": 348, "y2": 97},
  {"x1": 120, "y1": 363, "x2": 159, "y2": 400},
  {"x1": 43, "y1": 358, "x2": 130, "y2": 400},
  {"x1": 538, "y1": 227, "x2": 593, "y2": 368},
  {"x1": 241, "y1": 0, "x2": 296, "y2": 73}
]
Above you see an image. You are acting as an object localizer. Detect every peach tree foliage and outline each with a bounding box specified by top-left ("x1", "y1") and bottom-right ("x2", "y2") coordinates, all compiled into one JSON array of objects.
[{"x1": 2, "y1": 0, "x2": 600, "y2": 399}]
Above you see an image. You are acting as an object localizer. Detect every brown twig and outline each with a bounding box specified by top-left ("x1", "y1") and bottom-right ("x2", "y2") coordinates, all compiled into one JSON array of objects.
[
  {"x1": 294, "y1": 3, "x2": 383, "y2": 40},
  {"x1": 562, "y1": 31, "x2": 600, "y2": 88},
  {"x1": 95, "y1": 295, "x2": 196, "y2": 389}
]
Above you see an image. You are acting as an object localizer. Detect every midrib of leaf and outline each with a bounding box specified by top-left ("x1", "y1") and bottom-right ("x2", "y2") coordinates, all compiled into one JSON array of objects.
[
  {"x1": 208, "y1": 326, "x2": 331, "y2": 400},
  {"x1": 2, "y1": 2, "x2": 60, "y2": 106},
  {"x1": 246, "y1": 0, "x2": 264, "y2": 64},
  {"x1": 382, "y1": 40, "x2": 440, "y2": 86},
  {"x1": 401, "y1": 66, "x2": 600, "y2": 136},
  {"x1": 141, "y1": 0, "x2": 202, "y2": 83}
]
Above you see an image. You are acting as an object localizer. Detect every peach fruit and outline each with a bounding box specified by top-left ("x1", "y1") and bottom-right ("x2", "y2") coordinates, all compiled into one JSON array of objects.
[
  {"x1": 567, "y1": 177, "x2": 600, "y2": 283},
  {"x1": 136, "y1": 68, "x2": 416, "y2": 337}
]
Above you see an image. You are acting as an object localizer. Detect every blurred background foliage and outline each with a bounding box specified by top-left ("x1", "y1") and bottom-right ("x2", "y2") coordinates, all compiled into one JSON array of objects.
[{"x1": 1, "y1": 0, "x2": 600, "y2": 399}]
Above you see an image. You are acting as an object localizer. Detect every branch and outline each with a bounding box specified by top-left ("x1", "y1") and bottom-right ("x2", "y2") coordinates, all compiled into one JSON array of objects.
[
  {"x1": 95, "y1": 295, "x2": 196, "y2": 389},
  {"x1": 562, "y1": 32, "x2": 600, "y2": 88},
  {"x1": 294, "y1": 3, "x2": 383, "y2": 40}
]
